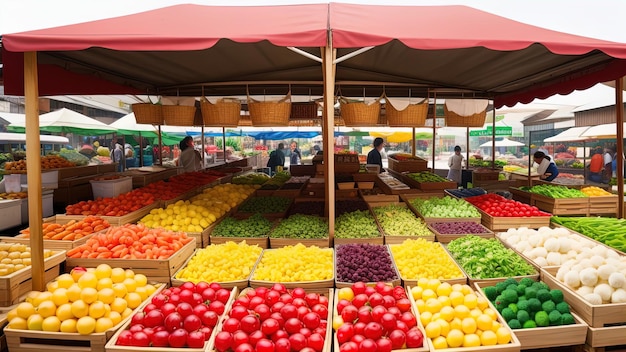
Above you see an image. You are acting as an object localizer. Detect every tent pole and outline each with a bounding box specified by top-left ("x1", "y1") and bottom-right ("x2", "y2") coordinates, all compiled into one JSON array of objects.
[
  {"x1": 528, "y1": 130, "x2": 533, "y2": 187},
  {"x1": 24, "y1": 51, "x2": 45, "y2": 291},
  {"x1": 157, "y1": 125, "x2": 162, "y2": 166},
  {"x1": 583, "y1": 141, "x2": 587, "y2": 181},
  {"x1": 466, "y1": 127, "x2": 469, "y2": 170},
  {"x1": 432, "y1": 92, "x2": 436, "y2": 171},
  {"x1": 412, "y1": 127, "x2": 416, "y2": 157},
  {"x1": 322, "y1": 44, "x2": 337, "y2": 243},
  {"x1": 491, "y1": 105, "x2": 496, "y2": 169},
  {"x1": 615, "y1": 77, "x2": 624, "y2": 218},
  {"x1": 138, "y1": 131, "x2": 143, "y2": 167},
  {"x1": 201, "y1": 126, "x2": 205, "y2": 168}
]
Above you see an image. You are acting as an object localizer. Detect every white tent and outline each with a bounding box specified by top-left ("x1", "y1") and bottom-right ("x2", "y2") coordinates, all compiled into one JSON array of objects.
[
  {"x1": 479, "y1": 138, "x2": 525, "y2": 148},
  {"x1": 109, "y1": 112, "x2": 158, "y2": 136},
  {"x1": 581, "y1": 122, "x2": 626, "y2": 139},
  {"x1": 8, "y1": 108, "x2": 117, "y2": 134},
  {"x1": 544, "y1": 126, "x2": 592, "y2": 142}
]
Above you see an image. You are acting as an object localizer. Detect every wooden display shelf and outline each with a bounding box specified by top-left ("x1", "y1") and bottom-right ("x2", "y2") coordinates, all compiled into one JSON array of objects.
[
  {"x1": 65, "y1": 239, "x2": 196, "y2": 284},
  {"x1": 531, "y1": 193, "x2": 590, "y2": 216},
  {"x1": 209, "y1": 236, "x2": 269, "y2": 249},
  {"x1": 473, "y1": 281, "x2": 588, "y2": 350},
  {"x1": 333, "y1": 236, "x2": 384, "y2": 246},
  {"x1": 427, "y1": 222, "x2": 494, "y2": 243},
  {"x1": 334, "y1": 245, "x2": 401, "y2": 288},
  {"x1": 359, "y1": 190, "x2": 400, "y2": 204},
  {"x1": 477, "y1": 208, "x2": 551, "y2": 232},
  {"x1": 390, "y1": 243, "x2": 467, "y2": 286},
  {"x1": 370, "y1": 202, "x2": 436, "y2": 244},
  {"x1": 160, "y1": 188, "x2": 200, "y2": 207},
  {"x1": 0, "y1": 250, "x2": 65, "y2": 306},
  {"x1": 269, "y1": 237, "x2": 330, "y2": 248},
  {"x1": 171, "y1": 248, "x2": 261, "y2": 288},
  {"x1": 588, "y1": 195, "x2": 619, "y2": 217},
  {"x1": 387, "y1": 156, "x2": 428, "y2": 173},
  {"x1": 509, "y1": 187, "x2": 532, "y2": 204},
  {"x1": 5, "y1": 284, "x2": 164, "y2": 352},
  {"x1": 54, "y1": 203, "x2": 158, "y2": 226},
  {"x1": 249, "y1": 248, "x2": 334, "y2": 290}
]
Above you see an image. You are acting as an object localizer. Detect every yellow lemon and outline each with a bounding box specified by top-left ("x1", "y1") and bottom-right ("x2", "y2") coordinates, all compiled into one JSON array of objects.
[
  {"x1": 439, "y1": 306, "x2": 455, "y2": 322},
  {"x1": 417, "y1": 277, "x2": 429, "y2": 289},
  {"x1": 450, "y1": 317, "x2": 463, "y2": 331},
  {"x1": 476, "y1": 314, "x2": 494, "y2": 331},
  {"x1": 71, "y1": 300, "x2": 89, "y2": 318},
  {"x1": 37, "y1": 301, "x2": 57, "y2": 318},
  {"x1": 89, "y1": 301, "x2": 106, "y2": 319},
  {"x1": 449, "y1": 291, "x2": 464, "y2": 307},
  {"x1": 144, "y1": 284, "x2": 157, "y2": 296},
  {"x1": 56, "y1": 274, "x2": 75, "y2": 289},
  {"x1": 112, "y1": 283, "x2": 128, "y2": 298},
  {"x1": 135, "y1": 286, "x2": 148, "y2": 301},
  {"x1": 425, "y1": 321, "x2": 441, "y2": 339},
  {"x1": 42, "y1": 316, "x2": 61, "y2": 332},
  {"x1": 78, "y1": 272, "x2": 98, "y2": 289},
  {"x1": 463, "y1": 293, "x2": 478, "y2": 309},
  {"x1": 80, "y1": 287, "x2": 98, "y2": 304},
  {"x1": 67, "y1": 284, "x2": 82, "y2": 302},
  {"x1": 76, "y1": 316, "x2": 96, "y2": 335},
  {"x1": 98, "y1": 288, "x2": 115, "y2": 304},
  {"x1": 125, "y1": 292, "x2": 142, "y2": 309},
  {"x1": 427, "y1": 279, "x2": 441, "y2": 292},
  {"x1": 446, "y1": 329, "x2": 464, "y2": 348},
  {"x1": 425, "y1": 298, "x2": 442, "y2": 314},
  {"x1": 420, "y1": 311, "x2": 433, "y2": 326},
  {"x1": 432, "y1": 336, "x2": 448, "y2": 349},
  {"x1": 435, "y1": 282, "x2": 452, "y2": 297},
  {"x1": 496, "y1": 327, "x2": 512, "y2": 344},
  {"x1": 95, "y1": 264, "x2": 112, "y2": 280},
  {"x1": 436, "y1": 318, "x2": 450, "y2": 337},
  {"x1": 95, "y1": 317, "x2": 114, "y2": 333},
  {"x1": 483, "y1": 308, "x2": 498, "y2": 321},
  {"x1": 476, "y1": 296, "x2": 489, "y2": 310},
  {"x1": 110, "y1": 268, "x2": 126, "y2": 283},
  {"x1": 47, "y1": 281, "x2": 59, "y2": 292},
  {"x1": 411, "y1": 286, "x2": 423, "y2": 300},
  {"x1": 16, "y1": 302, "x2": 35, "y2": 319},
  {"x1": 470, "y1": 308, "x2": 482, "y2": 320},
  {"x1": 107, "y1": 311, "x2": 122, "y2": 326},
  {"x1": 337, "y1": 287, "x2": 355, "y2": 301},
  {"x1": 414, "y1": 299, "x2": 425, "y2": 314},
  {"x1": 422, "y1": 289, "x2": 437, "y2": 301},
  {"x1": 122, "y1": 278, "x2": 137, "y2": 293},
  {"x1": 451, "y1": 284, "x2": 464, "y2": 292},
  {"x1": 454, "y1": 305, "x2": 470, "y2": 320},
  {"x1": 122, "y1": 308, "x2": 133, "y2": 319},
  {"x1": 97, "y1": 278, "x2": 113, "y2": 290},
  {"x1": 7, "y1": 309, "x2": 17, "y2": 322},
  {"x1": 124, "y1": 269, "x2": 135, "y2": 279},
  {"x1": 463, "y1": 333, "x2": 481, "y2": 347},
  {"x1": 134, "y1": 274, "x2": 148, "y2": 287},
  {"x1": 491, "y1": 321, "x2": 502, "y2": 332},
  {"x1": 60, "y1": 318, "x2": 78, "y2": 333},
  {"x1": 481, "y1": 330, "x2": 498, "y2": 346},
  {"x1": 56, "y1": 303, "x2": 74, "y2": 321},
  {"x1": 52, "y1": 288, "x2": 69, "y2": 306},
  {"x1": 461, "y1": 285, "x2": 473, "y2": 296},
  {"x1": 111, "y1": 297, "x2": 128, "y2": 314},
  {"x1": 27, "y1": 314, "x2": 44, "y2": 330},
  {"x1": 437, "y1": 295, "x2": 452, "y2": 308},
  {"x1": 461, "y1": 317, "x2": 477, "y2": 334},
  {"x1": 32, "y1": 292, "x2": 53, "y2": 307}
]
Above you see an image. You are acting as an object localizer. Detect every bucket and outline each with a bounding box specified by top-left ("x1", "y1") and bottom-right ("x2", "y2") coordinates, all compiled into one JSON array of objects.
[{"x1": 4, "y1": 174, "x2": 21, "y2": 193}]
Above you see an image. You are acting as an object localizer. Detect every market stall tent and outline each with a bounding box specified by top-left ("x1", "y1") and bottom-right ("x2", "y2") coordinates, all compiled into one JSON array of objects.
[
  {"x1": 8, "y1": 108, "x2": 117, "y2": 135},
  {"x1": 544, "y1": 126, "x2": 593, "y2": 143},
  {"x1": 581, "y1": 122, "x2": 626, "y2": 139},
  {"x1": 3, "y1": 3, "x2": 626, "y2": 289}
]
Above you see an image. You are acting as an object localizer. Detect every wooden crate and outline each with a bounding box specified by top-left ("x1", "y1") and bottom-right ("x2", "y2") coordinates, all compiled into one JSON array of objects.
[
  {"x1": 359, "y1": 191, "x2": 400, "y2": 204},
  {"x1": 5, "y1": 284, "x2": 164, "y2": 352},
  {"x1": 107, "y1": 287, "x2": 236, "y2": 352},
  {"x1": 588, "y1": 195, "x2": 619, "y2": 216},
  {"x1": 428, "y1": 222, "x2": 494, "y2": 243},
  {"x1": 57, "y1": 165, "x2": 99, "y2": 180},
  {"x1": 391, "y1": 243, "x2": 467, "y2": 286},
  {"x1": 387, "y1": 157, "x2": 428, "y2": 173},
  {"x1": 334, "y1": 245, "x2": 401, "y2": 288},
  {"x1": 65, "y1": 239, "x2": 196, "y2": 284},
  {"x1": 478, "y1": 208, "x2": 551, "y2": 232},
  {"x1": 586, "y1": 325, "x2": 626, "y2": 348},
  {"x1": 334, "y1": 236, "x2": 384, "y2": 246},
  {"x1": 402, "y1": 194, "x2": 481, "y2": 225},
  {"x1": 531, "y1": 193, "x2": 590, "y2": 216},
  {"x1": 0, "y1": 250, "x2": 66, "y2": 307},
  {"x1": 370, "y1": 202, "x2": 436, "y2": 243},
  {"x1": 54, "y1": 203, "x2": 158, "y2": 226},
  {"x1": 160, "y1": 188, "x2": 200, "y2": 207},
  {"x1": 269, "y1": 237, "x2": 330, "y2": 248},
  {"x1": 508, "y1": 187, "x2": 532, "y2": 204},
  {"x1": 210, "y1": 236, "x2": 269, "y2": 249},
  {"x1": 550, "y1": 223, "x2": 626, "y2": 257},
  {"x1": 171, "y1": 248, "x2": 261, "y2": 289},
  {"x1": 473, "y1": 281, "x2": 588, "y2": 349},
  {"x1": 249, "y1": 248, "x2": 334, "y2": 290},
  {"x1": 187, "y1": 214, "x2": 227, "y2": 248}
]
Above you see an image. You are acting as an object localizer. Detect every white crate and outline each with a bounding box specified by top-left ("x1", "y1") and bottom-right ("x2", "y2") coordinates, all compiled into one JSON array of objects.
[
  {"x1": 0, "y1": 200, "x2": 21, "y2": 231},
  {"x1": 20, "y1": 170, "x2": 59, "y2": 189},
  {"x1": 90, "y1": 176, "x2": 132, "y2": 199},
  {"x1": 19, "y1": 192, "x2": 54, "y2": 224}
]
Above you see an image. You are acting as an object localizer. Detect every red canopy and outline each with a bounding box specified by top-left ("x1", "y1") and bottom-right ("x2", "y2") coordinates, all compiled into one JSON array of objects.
[{"x1": 3, "y1": 3, "x2": 626, "y2": 107}]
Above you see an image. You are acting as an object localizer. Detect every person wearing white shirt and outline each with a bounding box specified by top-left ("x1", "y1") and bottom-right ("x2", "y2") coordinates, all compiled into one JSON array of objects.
[{"x1": 447, "y1": 145, "x2": 464, "y2": 185}]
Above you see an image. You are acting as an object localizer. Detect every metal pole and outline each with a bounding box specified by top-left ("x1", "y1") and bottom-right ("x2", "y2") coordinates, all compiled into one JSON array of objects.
[
  {"x1": 491, "y1": 105, "x2": 496, "y2": 169},
  {"x1": 432, "y1": 93, "x2": 437, "y2": 171},
  {"x1": 616, "y1": 78, "x2": 624, "y2": 218}
]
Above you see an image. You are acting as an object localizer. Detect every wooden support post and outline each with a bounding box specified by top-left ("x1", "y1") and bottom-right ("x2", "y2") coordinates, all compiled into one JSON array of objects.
[
  {"x1": 322, "y1": 44, "x2": 336, "y2": 242},
  {"x1": 616, "y1": 77, "x2": 624, "y2": 218}
]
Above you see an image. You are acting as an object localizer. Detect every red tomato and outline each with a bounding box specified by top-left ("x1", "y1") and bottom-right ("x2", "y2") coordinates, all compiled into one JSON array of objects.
[
  {"x1": 388, "y1": 329, "x2": 406, "y2": 350},
  {"x1": 214, "y1": 331, "x2": 233, "y2": 351},
  {"x1": 168, "y1": 328, "x2": 188, "y2": 348},
  {"x1": 131, "y1": 331, "x2": 150, "y2": 347},
  {"x1": 359, "y1": 338, "x2": 378, "y2": 352},
  {"x1": 187, "y1": 331, "x2": 206, "y2": 349}
]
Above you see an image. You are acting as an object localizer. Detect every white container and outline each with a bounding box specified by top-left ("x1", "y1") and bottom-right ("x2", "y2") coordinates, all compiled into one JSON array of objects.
[
  {"x1": 19, "y1": 191, "x2": 54, "y2": 224},
  {"x1": 90, "y1": 176, "x2": 132, "y2": 199},
  {"x1": 20, "y1": 170, "x2": 59, "y2": 189},
  {"x1": 0, "y1": 199, "x2": 21, "y2": 231},
  {"x1": 4, "y1": 174, "x2": 21, "y2": 193}
]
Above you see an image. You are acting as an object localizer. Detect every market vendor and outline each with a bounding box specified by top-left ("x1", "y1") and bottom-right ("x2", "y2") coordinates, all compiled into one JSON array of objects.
[
  {"x1": 178, "y1": 136, "x2": 202, "y2": 172},
  {"x1": 367, "y1": 137, "x2": 385, "y2": 173},
  {"x1": 533, "y1": 151, "x2": 559, "y2": 182}
]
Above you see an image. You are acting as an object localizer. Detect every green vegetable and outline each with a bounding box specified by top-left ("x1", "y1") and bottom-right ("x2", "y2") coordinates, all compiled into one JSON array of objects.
[
  {"x1": 550, "y1": 290, "x2": 564, "y2": 303},
  {"x1": 516, "y1": 284, "x2": 527, "y2": 297},
  {"x1": 270, "y1": 214, "x2": 328, "y2": 239},
  {"x1": 517, "y1": 310, "x2": 530, "y2": 324},
  {"x1": 525, "y1": 287, "x2": 537, "y2": 299},
  {"x1": 541, "y1": 300, "x2": 556, "y2": 313},
  {"x1": 535, "y1": 311, "x2": 550, "y2": 327},
  {"x1": 560, "y1": 313, "x2": 575, "y2": 325},
  {"x1": 238, "y1": 196, "x2": 292, "y2": 214},
  {"x1": 372, "y1": 204, "x2": 432, "y2": 237},
  {"x1": 508, "y1": 319, "x2": 522, "y2": 329},
  {"x1": 212, "y1": 213, "x2": 272, "y2": 238},
  {"x1": 335, "y1": 210, "x2": 380, "y2": 239},
  {"x1": 552, "y1": 216, "x2": 626, "y2": 253},
  {"x1": 501, "y1": 308, "x2": 516, "y2": 322},
  {"x1": 548, "y1": 310, "x2": 562, "y2": 326},
  {"x1": 527, "y1": 298, "x2": 542, "y2": 314},
  {"x1": 556, "y1": 301, "x2": 570, "y2": 314},
  {"x1": 523, "y1": 320, "x2": 537, "y2": 329},
  {"x1": 502, "y1": 289, "x2": 518, "y2": 304},
  {"x1": 519, "y1": 277, "x2": 536, "y2": 287},
  {"x1": 527, "y1": 184, "x2": 588, "y2": 198},
  {"x1": 536, "y1": 289, "x2": 551, "y2": 303},
  {"x1": 517, "y1": 301, "x2": 529, "y2": 313},
  {"x1": 409, "y1": 196, "x2": 480, "y2": 219},
  {"x1": 483, "y1": 286, "x2": 498, "y2": 301}
]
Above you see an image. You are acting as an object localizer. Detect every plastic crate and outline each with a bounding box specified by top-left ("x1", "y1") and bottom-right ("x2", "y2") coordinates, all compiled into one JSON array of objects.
[
  {"x1": 90, "y1": 176, "x2": 132, "y2": 199},
  {"x1": 19, "y1": 191, "x2": 54, "y2": 224},
  {"x1": 0, "y1": 200, "x2": 21, "y2": 231}
]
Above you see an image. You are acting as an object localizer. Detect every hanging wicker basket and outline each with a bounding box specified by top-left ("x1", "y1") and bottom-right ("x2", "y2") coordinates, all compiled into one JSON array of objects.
[
  {"x1": 163, "y1": 105, "x2": 198, "y2": 126},
  {"x1": 201, "y1": 98, "x2": 241, "y2": 127},
  {"x1": 444, "y1": 100, "x2": 488, "y2": 127},
  {"x1": 247, "y1": 91, "x2": 291, "y2": 127},
  {"x1": 339, "y1": 97, "x2": 381, "y2": 127},
  {"x1": 132, "y1": 103, "x2": 163, "y2": 125},
  {"x1": 385, "y1": 96, "x2": 428, "y2": 127}
]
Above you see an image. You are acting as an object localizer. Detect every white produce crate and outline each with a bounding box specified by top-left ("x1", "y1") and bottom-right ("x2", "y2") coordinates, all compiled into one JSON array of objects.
[
  {"x1": 0, "y1": 200, "x2": 21, "y2": 231},
  {"x1": 20, "y1": 170, "x2": 59, "y2": 189},
  {"x1": 90, "y1": 176, "x2": 132, "y2": 199}
]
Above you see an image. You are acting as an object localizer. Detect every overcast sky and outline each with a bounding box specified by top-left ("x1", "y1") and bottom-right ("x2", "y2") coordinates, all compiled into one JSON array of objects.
[{"x1": 2, "y1": 0, "x2": 626, "y2": 107}]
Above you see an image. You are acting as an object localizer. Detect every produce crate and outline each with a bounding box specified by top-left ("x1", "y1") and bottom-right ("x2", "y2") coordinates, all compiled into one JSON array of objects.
[
  {"x1": 269, "y1": 237, "x2": 330, "y2": 248},
  {"x1": 540, "y1": 267, "x2": 626, "y2": 348},
  {"x1": 587, "y1": 194, "x2": 619, "y2": 216},
  {"x1": 334, "y1": 154, "x2": 360, "y2": 174},
  {"x1": 477, "y1": 209, "x2": 551, "y2": 232},
  {"x1": 107, "y1": 286, "x2": 235, "y2": 352},
  {"x1": 334, "y1": 245, "x2": 401, "y2": 288},
  {"x1": 209, "y1": 235, "x2": 269, "y2": 249},
  {"x1": 359, "y1": 191, "x2": 400, "y2": 204},
  {"x1": 531, "y1": 193, "x2": 590, "y2": 216},
  {"x1": 428, "y1": 222, "x2": 494, "y2": 243},
  {"x1": 391, "y1": 243, "x2": 467, "y2": 286},
  {"x1": 6, "y1": 284, "x2": 163, "y2": 352},
  {"x1": 370, "y1": 203, "x2": 435, "y2": 244},
  {"x1": 249, "y1": 248, "x2": 334, "y2": 291},
  {"x1": 273, "y1": 183, "x2": 306, "y2": 198},
  {"x1": 472, "y1": 169, "x2": 500, "y2": 182},
  {"x1": 473, "y1": 281, "x2": 588, "y2": 349},
  {"x1": 333, "y1": 236, "x2": 384, "y2": 246},
  {"x1": 65, "y1": 238, "x2": 196, "y2": 284},
  {"x1": 232, "y1": 197, "x2": 292, "y2": 221},
  {"x1": 399, "y1": 192, "x2": 445, "y2": 202},
  {"x1": 57, "y1": 165, "x2": 99, "y2": 180},
  {"x1": 171, "y1": 248, "x2": 261, "y2": 289},
  {"x1": 387, "y1": 156, "x2": 428, "y2": 173},
  {"x1": 508, "y1": 187, "x2": 532, "y2": 204},
  {"x1": 408, "y1": 286, "x2": 521, "y2": 352},
  {"x1": 54, "y1": 203, "x2": 158, "y2": 226},
  {"x1": 0, "y1": 200, "x2": 20, "y2": 232},
  {"x1": 0, "y1": 250, "x2": 65, "y2": 306},
  {"x1": 403, "y1": 194, "x2": 482, "y2": 225},
  {"x1": 160, "y1": 188, "x2": 200, "y2": 207},
  {"x1": 90, "y1": 176, "x2": 132, "y2": 199}
]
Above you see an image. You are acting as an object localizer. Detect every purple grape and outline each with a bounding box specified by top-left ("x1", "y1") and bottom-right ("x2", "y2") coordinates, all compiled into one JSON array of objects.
[
  {"x1": 336, "y1": 243, "x2": 398, "y2": 283},
  {"x1": 430, "y1": 221, "x2": 490, "y2": 234}
]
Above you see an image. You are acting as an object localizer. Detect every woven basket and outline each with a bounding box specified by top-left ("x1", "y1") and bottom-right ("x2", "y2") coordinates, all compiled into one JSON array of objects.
[
  {"x1": 132, "y1": 103, "x2": 163, "y2": 125},
  {"x1": 247, "y1": 92, "x2": 291, "y2": 127},
  {"x1": 162, "y1": 105, "x2": 197, "y2": 126},
  {"x1": 444, "y1": 105, "x2": 487, "y2": 127},
  {"x1": 339, "y1": 97, "x2": 381, "y2": 126},
  {"x1": 385, "y1": 98, "x2": 428, "y2": 127},
  {"x1": 201, "y1": 98, "x2": 241, "y2": 127}
]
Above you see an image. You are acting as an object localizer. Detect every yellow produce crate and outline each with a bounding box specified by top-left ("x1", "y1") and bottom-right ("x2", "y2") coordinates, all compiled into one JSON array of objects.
[{"x1": 389, "y1": 243, "x2": 467, "y2": 287}]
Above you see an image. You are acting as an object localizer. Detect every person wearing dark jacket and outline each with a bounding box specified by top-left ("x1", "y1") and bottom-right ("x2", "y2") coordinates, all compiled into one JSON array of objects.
[
  {"x1": 289, "y1": 141, "x2": 301, "y2": 165},
  {"x1": 267, "y1": 143, "x2": 285, "y2": 174},
  {"x1": 366, "y1": 137, "x2": 385, "y2": 173},
  {"x1": 534, "y1": 151, "x2": 559, "y2": 182}
]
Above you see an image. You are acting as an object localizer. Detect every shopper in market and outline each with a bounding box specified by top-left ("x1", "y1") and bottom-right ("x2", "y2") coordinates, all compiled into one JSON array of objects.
[
  {"x1": 267, "y1": 143, "x2": 285, "y2": 174},
  {"x1": 179, "y1": 136, "x2": 202, "y2": 172},
  {"x1": 112, "y1": 139, "x2": 124, "y2": 172},
  {"x1": 447, "y1": 145, "x2": 464, "y2": 186},
  {"x1": 533, "y1": 150, "x2": 559, "y2": 182},
  {"x1": 367, "y1": 137, "x2": 385, "y2": 173},
  {"x1": 289, "y1": 141, "x2": 302, "y2": 166},
  {"x1": 604, "y1": 146, "x2": 614, "y2": 182},
  {"x1": 588, "y1": 147, "x2": 604, "y2": 183}
]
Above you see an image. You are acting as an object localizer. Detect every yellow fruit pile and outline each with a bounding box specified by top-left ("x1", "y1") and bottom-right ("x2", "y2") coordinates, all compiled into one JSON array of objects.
[
  {"x1": 140, "y1": 201, "x2": 219, "y2": 233},
  {"x1": 411, "y1": 279, "x2": 512, "y2": 349},
  {"x1": 581, "y1": 186, "x2": 613, "y2": 197},
  {"x1": 175, "y1": 241, "x2": 263, "y2": 283},
  {"x1": 191, "y1": 183, "x2": 257, "y2": 210},
  {"x1": 390, "y1": 239, "x2": 464, "y2": 280},
  {"x1": 252, "y1": 244, "x2": 333, "y2": 282},
  {"x1": 6, "y1": 264, "x2": 157, "y2": 335},
  {"x1": 0, "y1": 243, "x2": 53, "y2": 276}
]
